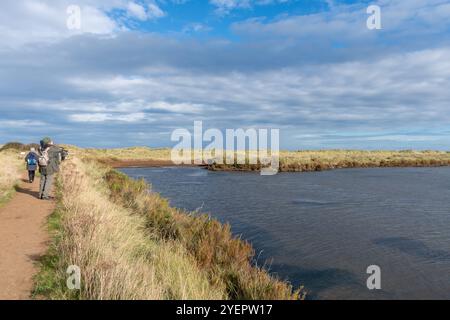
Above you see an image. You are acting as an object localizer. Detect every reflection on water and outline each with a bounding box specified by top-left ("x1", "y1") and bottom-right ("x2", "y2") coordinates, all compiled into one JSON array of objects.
[
  {"x1": 373, "y1": 237, "x2": 450, "y2": 262},
  {"x1": 120, "y1": 166, "x2": 450, "y2": 300}
]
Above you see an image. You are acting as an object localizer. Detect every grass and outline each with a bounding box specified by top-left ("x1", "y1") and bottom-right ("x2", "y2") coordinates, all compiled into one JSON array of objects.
[
  {"x1": 34, "y1": 158, "x2": 225, "y2": 299},
  {"x1": 21, "y1": 142, "x2": 450, "y2": 300},
  {"x1": 21, "y1": 143, "x2": 450, "y2": 301},
  {"x1": 208, "y1": 149, "x2": 450, "y2": 172},
  {"x1": 66, "y1": 146, "x2": 450, "y2": 172},
  {"x1": 34, "y1": 156, "x2": 302, "y2": 300},
  {"x1": 34, "y1": 145, "x2": 450, "y2": 300},
  {"x1": 0, "y1": 150, "x2": 23, "y2": 207},
  {"x1": 104, "y1": 168, "x2": 302, "y2": 299},
  {"x1": 67, "y1": 145, "x2": 171, "y2": 163}
]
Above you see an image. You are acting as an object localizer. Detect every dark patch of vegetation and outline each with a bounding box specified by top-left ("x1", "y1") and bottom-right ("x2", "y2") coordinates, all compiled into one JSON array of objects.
[{"x1": 208, "y1": 158, "x2": 450, "y2": 172}]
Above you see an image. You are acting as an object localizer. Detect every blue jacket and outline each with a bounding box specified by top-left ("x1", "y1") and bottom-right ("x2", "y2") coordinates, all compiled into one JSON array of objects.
[{"x1": 25, "y1": 152, "x2": 38, "y2": 171}]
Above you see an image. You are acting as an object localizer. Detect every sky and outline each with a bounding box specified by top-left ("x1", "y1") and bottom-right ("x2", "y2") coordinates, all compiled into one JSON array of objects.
[{"x1": 0, "y1": 0, "x2": 450, "y2": 149}]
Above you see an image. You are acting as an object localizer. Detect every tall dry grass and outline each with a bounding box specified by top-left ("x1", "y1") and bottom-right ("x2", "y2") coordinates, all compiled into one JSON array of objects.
[
  {"x1": 36, "y1": 157, "x2": 302, "y2": 300},
  {"x1": 0, "y1": 150, "x2": 23, "y2": 205},
  {"x1": 35, "y1": 158, "x2": 225, "y2": 300},
  {"x1": 104, "y1": 168, "x2": 302, "y2": 300},
  {"x1": 66, "y1": 146, "x2": 171, "y2": 162}
]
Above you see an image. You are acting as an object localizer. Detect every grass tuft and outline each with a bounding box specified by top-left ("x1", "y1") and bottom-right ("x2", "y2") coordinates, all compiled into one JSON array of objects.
[{"x1": 0, "y1": 150, "x2": 23, "y2": 207}]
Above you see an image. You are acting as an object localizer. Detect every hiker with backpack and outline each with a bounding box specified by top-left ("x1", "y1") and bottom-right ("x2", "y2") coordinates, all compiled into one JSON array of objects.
[
  {"x1": 38, "y1": 137, "x2": 65, "y2": 200},
  {"x1": 24, "y1": 147, "x2": 39, "y2": 183}
]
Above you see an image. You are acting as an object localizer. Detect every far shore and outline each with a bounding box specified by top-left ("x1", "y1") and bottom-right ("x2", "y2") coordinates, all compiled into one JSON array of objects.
[
  {"x1": 67, "y1": 146, "x2": 450, "y2": 172},
  {"x1": 100, "y1": 158, "x2": 450, "y2": 173},
  {"x1": 108, "y1": 159, "x2": 450, "y2": 172},
  {"x1": 5, "y1": 143, "x2": 450, "y2": 172}
]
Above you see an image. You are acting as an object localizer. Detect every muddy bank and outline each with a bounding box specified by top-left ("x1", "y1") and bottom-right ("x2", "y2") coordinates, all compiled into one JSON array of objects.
[
  {"x1": 208, "y1": 159, "x2": 450, "y2": 172},
  {"x1": 93, "y1": 157, "x2": 450, "y2": 172},
  {"x1": 100, "y1": 159, "x2": 450, "y2": 171}
]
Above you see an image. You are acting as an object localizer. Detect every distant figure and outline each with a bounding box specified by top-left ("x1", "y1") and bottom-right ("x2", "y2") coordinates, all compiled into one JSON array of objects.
[
  {"x1": 38, "y1": 137, "x2": 65, "y2": 200},
  {"x1": 24, "y1": 147, "x2": 39, "y2": 183}
]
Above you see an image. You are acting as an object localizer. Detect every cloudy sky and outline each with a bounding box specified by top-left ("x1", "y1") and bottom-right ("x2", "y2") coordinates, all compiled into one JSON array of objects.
[{"x1": 1, "y1": 0, "x2": 449, "y2": 149}]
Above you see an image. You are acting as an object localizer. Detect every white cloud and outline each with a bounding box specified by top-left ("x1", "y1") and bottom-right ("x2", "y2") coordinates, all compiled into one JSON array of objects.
[
  {"x1": 231, "y1": 0, "x2": 450, "y2": 42},
  {"x1": 362, "y1": 135, "x2": 442, "y2": 142},
  {"x1": 0, "y1": 120, "x2": 47, "y2": 127},
  {"x1": 127, "y1": 2, "x2": 148, "y2": 20},
  {"x1": 210, "y1": 0, "x2": 251, "y2": 14},
  {"x1": 1, "y1": 0, "x2": 450, "y2": 149},
  {"x1": 182, "y1": 23, "x2": 212, "y2": 34},
  {"x1": 59, "y1": 99, "x2": 210, "y2": 124},
  {"x1": 0, "y1": 0, "x2": 166, "y2": 48},
  {"x1": 63, "y1": 47, "x2": 450, "y2": 131},
  {"x1": 293, "y1": 133, "x2": 445, "y2": 144},
  {"x1": 210, "y1": 0, "x2": 291, "y2": 15},
  {"x1": 149, "y1": 101, "x2": 207, "y2": 113},
  {"x1": 0, "y1": 0, "x2": 120, "y2": 47},
  {"x1": 147, "y1": 2, "x2": 166, "y2": 19},
  {"x1": 80, "y1": 6, "x2": 118, "y2": 34},
  {"x1": 69, "y1": 112, "x2": 147, "y2": 122},
  {"x1": 126, "y1": 1, "x2": 165, "y2": 21}
]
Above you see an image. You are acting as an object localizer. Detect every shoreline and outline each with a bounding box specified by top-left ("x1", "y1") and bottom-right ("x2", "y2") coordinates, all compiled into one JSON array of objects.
[
  {"x1": 70, "y1": 147, "x2": 450, "y2": 173},
  {"x1": 208, "y1": 161, "x2": 450, "y2": 172},
  {"x1": 103, "y1": 159, "x2": 450, "y2": 172}
]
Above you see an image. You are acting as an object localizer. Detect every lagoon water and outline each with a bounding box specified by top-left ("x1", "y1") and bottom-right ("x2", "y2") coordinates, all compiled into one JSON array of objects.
[{"x1": 120, "y1": 166, "x2": 450, "y2": 300}]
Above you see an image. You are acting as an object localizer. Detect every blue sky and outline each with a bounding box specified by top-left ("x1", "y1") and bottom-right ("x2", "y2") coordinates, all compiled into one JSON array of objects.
[{"x1": 1, "y1": 0, "x2": 450, "y2": 149}]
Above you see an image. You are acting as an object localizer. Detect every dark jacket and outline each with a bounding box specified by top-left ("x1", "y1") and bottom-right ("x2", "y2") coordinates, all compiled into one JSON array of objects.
[
  {"x1": 25, "y1": 152, "x2": 39, "y2": 171},
  {"x1": 41, "y1": 145, "x2": 62, "y2": 176}
]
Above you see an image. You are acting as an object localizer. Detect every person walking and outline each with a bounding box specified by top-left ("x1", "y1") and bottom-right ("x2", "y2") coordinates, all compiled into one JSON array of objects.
[
  {"x1": 24, "y1": 147, "x2": 39, "y2": 183},
  {"x1": 38, "y1": 137, "x2": 64, "y2": 200}
]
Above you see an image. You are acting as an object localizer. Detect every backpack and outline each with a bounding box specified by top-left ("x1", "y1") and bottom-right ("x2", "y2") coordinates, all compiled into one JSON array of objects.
[
  {"x1": 39, "y1": 148, "x2": 50, "y2": 167},
  {"x1": 27, "y1": 153, "x2": 37, "y2": 166}
]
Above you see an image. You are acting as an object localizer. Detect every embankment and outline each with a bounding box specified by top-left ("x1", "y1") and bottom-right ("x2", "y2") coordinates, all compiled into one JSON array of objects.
[
  {"x1": 34, "y1": 157, "x2": 303, "y2": 300},
  {"x1": 208, "y1": 150, "x2": 450, "y2": 172}
]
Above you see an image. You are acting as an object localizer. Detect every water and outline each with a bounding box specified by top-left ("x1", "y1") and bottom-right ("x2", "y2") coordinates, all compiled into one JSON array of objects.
[{"x1": 120, "y1": 166, "x2": 450, "y2": 300}]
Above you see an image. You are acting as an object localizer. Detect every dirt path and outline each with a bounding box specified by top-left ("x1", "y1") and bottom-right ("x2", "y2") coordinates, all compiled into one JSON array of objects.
[{"x1": 0, "y1": 177, "x2": 54, "y2": 300}]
